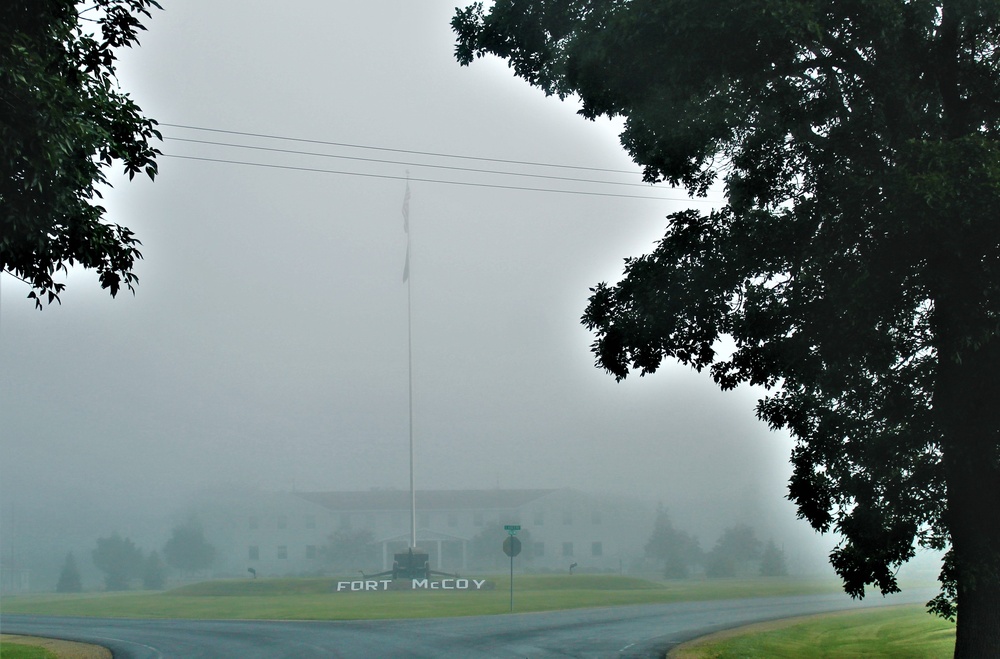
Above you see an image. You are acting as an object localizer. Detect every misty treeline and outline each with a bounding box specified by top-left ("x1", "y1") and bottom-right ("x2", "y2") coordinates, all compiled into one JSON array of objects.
[
  {"x1": 66, "y1": 520, "x2": 215, "y2": 592},
  {"x1": 644, "y1": 508, "x2": 787, "y2": 579}
]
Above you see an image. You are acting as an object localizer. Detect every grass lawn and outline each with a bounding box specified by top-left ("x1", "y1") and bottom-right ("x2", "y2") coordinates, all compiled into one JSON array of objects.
[
  {"x1": 0, "y1": 634, "x2": 110, "y2": 659},
  {"x1": 0, "y1": 643, "x2": 57, "y2": 659},
  {"x1": 1, "y1": 575, "x2": 845, "y2": 620},
  {"x1": 670, "y1": 604, "x2": 956, "y2": 659}
]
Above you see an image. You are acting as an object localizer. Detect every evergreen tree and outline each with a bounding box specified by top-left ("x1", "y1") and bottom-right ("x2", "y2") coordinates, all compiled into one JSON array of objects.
[{"x1": 56, "y1": 551, "x2": 82, "y2": 593}]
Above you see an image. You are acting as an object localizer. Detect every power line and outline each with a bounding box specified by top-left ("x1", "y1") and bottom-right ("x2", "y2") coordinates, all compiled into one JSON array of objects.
[
  {"x1": 160, "y1": 123, "x2": 642, "y2": 175},
  {"x1": 160, "y1": 153, "x2": 714, "y2": 202},
  {"x1": 165, "y1": 136, "x2": 657, "y2": 190}
]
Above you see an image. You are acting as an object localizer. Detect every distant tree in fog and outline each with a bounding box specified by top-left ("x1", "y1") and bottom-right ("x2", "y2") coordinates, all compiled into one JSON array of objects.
[
  {"x1": 92, "y1": 533, "x2": 143, "y2": 591},
  {"x1": 163, "y1": 520, "x2": 215, "y2": 574},
  {"x1": 759, "y1": 539, "x2": 789, "y2": 577},
  {"x1": 705, "y1": 525, "x2": 763, "y2": 578},
  {"x1": 644, "y1": 507, "x2": 702, "y2": 579},
  {"x1": 470, "y1": 523, "x2": 533, "y2": 570},
  {"x1": 143, "y1": 550, "x2": 166, "y2": 590},
  {"x1": 322, "y1": 528, "x2": 377, "y2": 572},
  {"x1": 56, "y1": 551, "x2": 82, "y2": 593}
]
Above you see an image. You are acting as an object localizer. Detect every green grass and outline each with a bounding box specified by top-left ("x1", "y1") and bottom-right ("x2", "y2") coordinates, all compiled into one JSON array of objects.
[
  {"x1": 675, "y1": 604, "x2": 956, "y2": 659},
  {"x1": 0, "y1": 576, "x2": 843, "y2": 621},
  {"x1": 0, "y1": 642, "x2": 58, "y2": 659},
  {"x1": 170, "y1": 577, "x2": 342, "y2": 596}
]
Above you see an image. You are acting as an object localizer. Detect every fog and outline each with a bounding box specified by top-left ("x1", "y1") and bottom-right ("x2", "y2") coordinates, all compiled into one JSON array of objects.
[{"x1": 0, "y1": 0, "x2": 848, "y2": 588}]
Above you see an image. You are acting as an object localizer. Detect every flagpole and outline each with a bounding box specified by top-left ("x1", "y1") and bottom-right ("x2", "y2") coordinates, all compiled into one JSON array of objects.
[
  {"x1": 403, "y1": 178, "x2": 416, "y2": 550},
  {"x1": 408, "y1": 242, "x2": 416, "y2": 550}
]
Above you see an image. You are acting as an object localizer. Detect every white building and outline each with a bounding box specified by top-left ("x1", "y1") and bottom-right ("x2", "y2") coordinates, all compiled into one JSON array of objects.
[
  {"x1": 0, "y1": 562, "x2": 30, "y2": 593},
  {"x1": 198, "y1": 488, "x2": 655, "y2": 577}
]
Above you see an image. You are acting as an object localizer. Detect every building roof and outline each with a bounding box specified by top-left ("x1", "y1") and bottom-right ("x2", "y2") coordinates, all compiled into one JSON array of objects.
[{"x1": 294, "y1": 489, "x2": 558, "y2": 512}]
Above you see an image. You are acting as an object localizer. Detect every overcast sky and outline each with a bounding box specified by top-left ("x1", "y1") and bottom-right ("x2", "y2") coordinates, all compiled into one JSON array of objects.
[{"x1": 1, "y1": 1, "x2": 822, "y2": 552}]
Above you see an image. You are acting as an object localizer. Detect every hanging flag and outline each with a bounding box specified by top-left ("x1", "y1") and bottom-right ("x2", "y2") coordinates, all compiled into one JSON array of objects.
[{"x1": 402, "y1": 180, "x2": 411, "y2": 282}]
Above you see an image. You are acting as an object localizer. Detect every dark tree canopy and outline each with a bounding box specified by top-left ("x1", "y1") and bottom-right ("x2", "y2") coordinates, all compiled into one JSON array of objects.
[
  {"x1": 56, "y1": 551, "x2": 83, "y2": 593},
  {"x1": 705, "y1": 525, "x2": 764, "y2": 578},
  {"x1": 92, "y1": 533, "x2": 143, "y2": 591},
  {"x1": 644, "y1": 507, "x2": 701, "y2": 579},
  {"x1": 469, "y1": 523, "x2": 534, "y2": 569},
  {"x1": 1, "y1": 0, "x2": 161, "y2": 307},
  {"x1": 322, "y1": 528, "x2": 378, "y2": 571},
  {"x1": 162, "y1": 521, "x2": 216, "y2": 573},
  {"x1": 760, "y1": 539, "x2": 789, "y2": 577},
  {"x1": 455, "y1": 2, "x2": 1000, "y2": 655},
  {"x1": 142, "y1": 550, "x2": 166, "y2": 590}
]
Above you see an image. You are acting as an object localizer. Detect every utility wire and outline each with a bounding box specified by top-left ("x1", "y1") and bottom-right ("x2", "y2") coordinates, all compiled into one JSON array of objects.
[
  {"x1": 165, "y1": 136, "x2": 657, "y2": 190},
  {"x1": 161, "y1": 153, "x2": 715, "y2": 202},
  {"x1": 161, "y1": 123, "x2": 641, "y2": 175}
]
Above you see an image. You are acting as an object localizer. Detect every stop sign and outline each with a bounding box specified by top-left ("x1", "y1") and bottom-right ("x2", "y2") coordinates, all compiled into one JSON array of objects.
[{"x1": 503, "y1": 535, "x2": 522, "y2": 557}]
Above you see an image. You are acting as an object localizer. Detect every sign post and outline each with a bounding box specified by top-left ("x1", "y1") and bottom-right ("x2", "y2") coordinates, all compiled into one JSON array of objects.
[{"x1": 503, "y1": 525, "x2": 521, "y2": 612}]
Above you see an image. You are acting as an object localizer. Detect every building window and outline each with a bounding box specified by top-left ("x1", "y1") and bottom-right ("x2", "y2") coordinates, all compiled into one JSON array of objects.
[
  {"x1": 473, "y1": 512, "x2": 484, "y2": 527},
  {"x1": 277, "y1": 545, "x2": 288, "y2": 560},
  {"x1": 533, "y1": 510, "x2": 544, "y2": 526},
  {"x1": 306, "y1": 545, "x2": 317, "y2": 560},
  {"x1": 562, "y1": 542, "x2": 574, "y2": 557},
  {"x1": 277, "y1": 514, "x2": 288, "y2": 530},
  {"x1": 248, "y1": 546, "x2": 259, "y2": 561},
  {"x1": 447, "y1": 512, "x2": 458, "y2": 527},
  {"x1": 305, "y1": 515, "x2": 316, "y2": 529},
  {"x1": 591, "y1": 510, "x2": 602, "y2": 525},
  {"x1": 562, "y1": 510, "x2": 573, "y2": 525},
  {"x1": 591, "y1": 542, "x2": 603, "y2": 557},
  {"x1": 534, "y1": 542, "x2": 545, "y2": 557},
  {"x1": 249, "y1": 516, "x2": 259, "y2": 530},
  {"x1": 419, "y1": 513, "x2": 430, "y2": 528}
]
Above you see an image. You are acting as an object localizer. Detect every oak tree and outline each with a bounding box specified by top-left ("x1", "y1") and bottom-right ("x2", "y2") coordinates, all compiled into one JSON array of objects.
[
  {"x1": 163, "y1": 520, "x2": 216, "y2": 574},
  {"x1": 1, "y1": 0, "x2": 161, "y2": 307},
  {"x1": 92, "y1": 533, "x2": 143, "y2": 590},
  {"x1": 455, "y1": 2, "x2": 1000, "y2": 655}
]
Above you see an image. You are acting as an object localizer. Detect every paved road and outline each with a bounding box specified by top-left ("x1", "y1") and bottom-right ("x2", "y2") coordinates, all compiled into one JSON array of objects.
[{"x1": 2, "y1": 590, "x2": 930, "y2": 658}]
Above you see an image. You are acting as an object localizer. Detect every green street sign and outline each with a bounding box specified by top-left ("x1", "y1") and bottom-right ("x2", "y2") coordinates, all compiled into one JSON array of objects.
[{"x1": 503, "y1": 524, "x2": 521, "y2": 534}]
